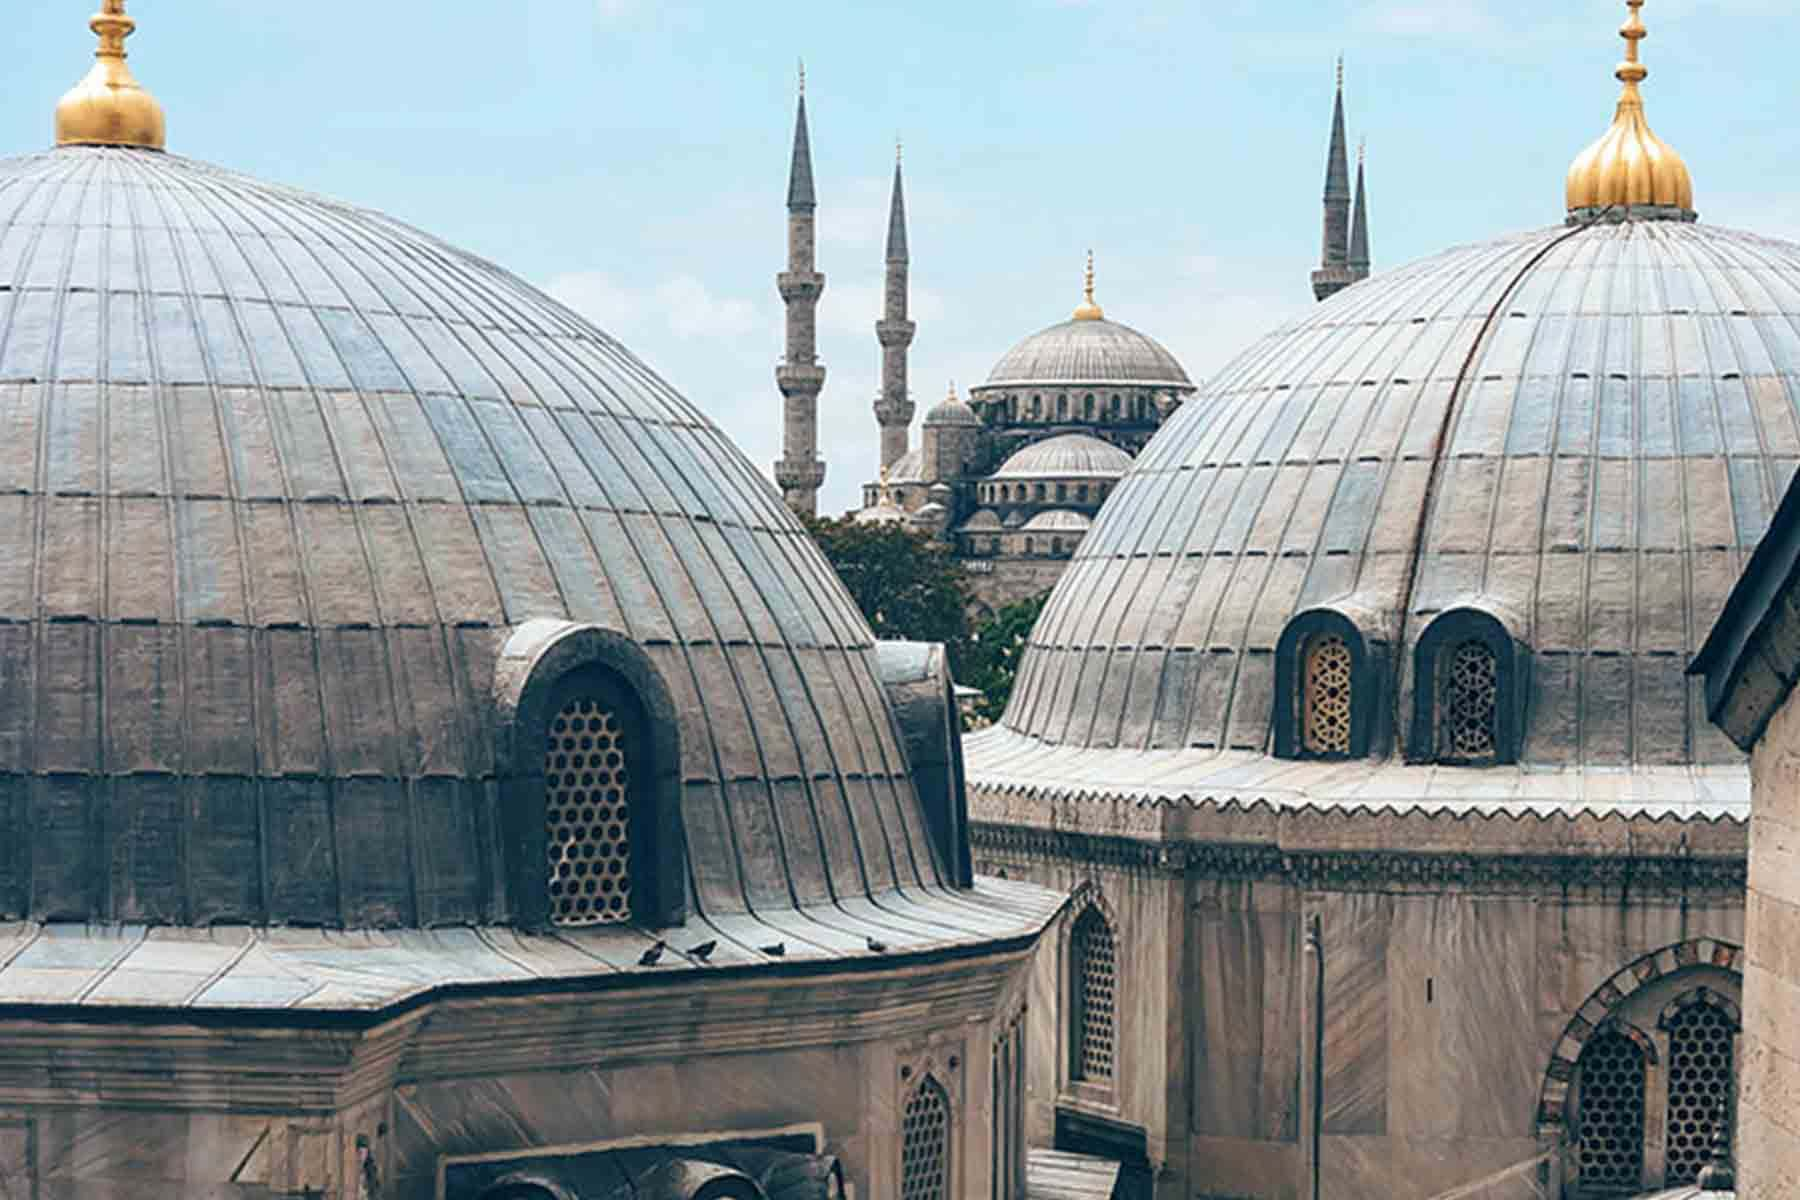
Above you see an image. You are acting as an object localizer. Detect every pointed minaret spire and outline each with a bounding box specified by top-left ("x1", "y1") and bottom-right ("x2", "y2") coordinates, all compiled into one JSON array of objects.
[
  {"x1": 1349, "y1": 138, "x2": 1371, "y2": 280},
  {"x1": 775, "y1": 64, "x2": 826, "y2": 518},
  {"x1": 1311, "y1": 56, "x2": 1357, "y2": 302},
  {"x1": 874, "y1": 138, "x2": 916, "y2": 472}
]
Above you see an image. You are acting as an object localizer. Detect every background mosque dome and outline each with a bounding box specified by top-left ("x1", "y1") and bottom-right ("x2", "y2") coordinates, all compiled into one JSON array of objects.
[
  {"x1": 981, "y1": 214, "x2": 1800, "y2": 809},
  {"x1": 1019, "y1": 509, "x2": 1092, "y2": 534},
  {"x1": 0, "y1": 146, "x2": 951, "y2": 928},
  {"x1": 983, "y1": 315, "x2": 1192, "y2": 388},
  {"x1": 992, "y1": 432, "x2": 1135, "y2": 480},
  {"x1": 923, "y1": 390, "x2": 982, "y2": 426}
]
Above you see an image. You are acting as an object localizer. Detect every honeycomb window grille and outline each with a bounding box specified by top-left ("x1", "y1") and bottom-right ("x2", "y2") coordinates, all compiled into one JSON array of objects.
[
  {"x1": 1302, "y1": 634, "x2": 1354, "y2": 756},
  {"x1": 1441, "y1": 639, "x2": 1499, "y2": 761},
  {"x1": 901, "y1": 1075, "x2": 951, "y2": 1200},
  {"x1": 1070, "y1": 905, "x2": 1117, "y2": 1083},
  {"x1": 544, "y1": 693, "x2": 634, "y2": 927},
  {"x1": 1574, "y1": 1029, "x2": 1646, "y2": 1195},
  {"x1": 1664, "y1": 1003, "x2": 1735, "y2": 1185}
]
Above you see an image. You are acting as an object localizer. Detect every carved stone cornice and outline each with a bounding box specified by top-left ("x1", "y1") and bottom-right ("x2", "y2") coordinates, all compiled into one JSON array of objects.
[{"x1": 970, "y1": 822, "x2": 1747, "y2": 897}]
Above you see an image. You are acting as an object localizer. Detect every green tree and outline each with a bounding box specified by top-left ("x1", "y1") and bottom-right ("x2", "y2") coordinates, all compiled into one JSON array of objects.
[
  {"x1": 960, "y1": 592, "x2": 1050, "y2": 726},
  {"x1": 806, "y1": 517, "x2": 970, "y2": 671}
]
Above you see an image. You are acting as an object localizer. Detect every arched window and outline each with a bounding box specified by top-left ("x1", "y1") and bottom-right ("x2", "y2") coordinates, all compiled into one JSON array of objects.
[
  {"x1": 1109, "y1": 395, "x2": 1120, "y2": 419},
  {"x1": 1024, "y1": 537, "x2": 1035, "y2": 556},
  {"x1": 1056, "y1": 483, "x2": 1067, "y2": 501},
  {"x1": 1051, "y1": 537, "x2": 1064, "y2": 557},
  {"x1": 902, "y1": 1075, "x2": 951, "y2": 1200},
  {"x1": 1275, "y1": 611, "x2": 1377, "y2": 760},
  {"x1": 1032, "y1": 395, "x2": 1042, "y2": 419},
  {"x1": 1069, "y1": 905, "x2": 1117, "y2": 1083},
  {"x1": 1077, "y1": 484, "x2": 1089, "y2": 503},
  {"x1": 1663, "y1": 1000, "x2": 1736, "y2": 1185},
  {"x1": 497, "y1": 623, "x2": 685, "y2": 931},
  {"x1": 1575, "y1": 1029, "x2": 1646, "y2": 1194},
  {"x1": 1034, "y1": 483, "x2": 1046, "y2": 502},
  {"x1": 1410, "y1": 609, "x2": 1518, "y2": 766},
  {"x1": 1302, "y1": 634, "x2": 1354, "y2": 755},
  {"x1": 1056, "y1": 396, "x2": 1067, "y2": 421},
  {"x1": 1083, "y1": 395, "x2": 1093, "y2": 420}
]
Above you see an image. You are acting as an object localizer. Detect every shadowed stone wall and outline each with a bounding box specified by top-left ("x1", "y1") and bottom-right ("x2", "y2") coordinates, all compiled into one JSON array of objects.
[{"x1": 1742, "y1": 691, "x2": 1800, "y2": 1199}]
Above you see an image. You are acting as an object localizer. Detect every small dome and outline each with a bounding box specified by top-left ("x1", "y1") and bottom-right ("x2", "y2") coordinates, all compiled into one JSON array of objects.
[
  {"x1": 958, "y1": 510, "x2": 1004, "y2": 532},
  {"x1": 992, "y1": 434, "x2": 1134, "y2": 480},
  {"x1": 924, "y1": 383, "x2": 982, "y2": 427},
  {"x1": 855, "y1": 500, "x2": 908, "y2": 525},
  {"x1": 982, "y1": 316, "x2": 1192, "y2": 388},
  {"x1": 885, "y1": 448, "x2": 926, "y2": 483},
  {"x1": 1020, "y1": 509, "x2": 1092, "y2": 534}
]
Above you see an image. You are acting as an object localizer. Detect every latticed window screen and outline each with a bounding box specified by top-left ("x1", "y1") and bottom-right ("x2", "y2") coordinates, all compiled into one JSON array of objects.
[
  {"x1": 1664, "y1": 1003, "x2": 1734, "y2": 1185},
  {"x1": 1442, "y1": 640, "x2": 1499, "y2": 760},
  {"x1": 1070, "y1": 906, "x2": 1117, "y2": 1082},
  {"x1": 901, "y1": 1075, "x2": 951, "y2": 1200},
  {"x1": 1575, "y1": 1030, "x2": 1645, "y2": 1193},
  {"x1": 1302, "y1": 634, "x2": 1354, "y2": 755},
  {"x1": 545, "y1": 695, "x2": 632, "y2": 927}
]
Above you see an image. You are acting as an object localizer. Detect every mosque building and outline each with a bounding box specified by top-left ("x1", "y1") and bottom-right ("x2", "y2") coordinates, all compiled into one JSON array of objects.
[
  {"x1": 0, "y1": 7, "x2": 1063, "y2": 1200},
  {"x1": 804, "y1": 67, "x2": 1369, "y2": 612},
  {"x1": 967, "y1": 4, "x2": 1779, "y2": 1198}
]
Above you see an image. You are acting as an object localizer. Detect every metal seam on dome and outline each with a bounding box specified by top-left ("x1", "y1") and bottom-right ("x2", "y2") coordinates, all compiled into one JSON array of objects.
[{"x1": 1387, "y1": 214, "x2": 1617, "y2": 760}]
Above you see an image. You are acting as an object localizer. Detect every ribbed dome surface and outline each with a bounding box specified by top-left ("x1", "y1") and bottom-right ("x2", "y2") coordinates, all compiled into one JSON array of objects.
[
  {"x1": 992, "y1": 219, "x2": 1800, "y2": 791},
  {"x1": 0, "y1": 147, "x2": 945, "y2": 927},
  {"x1": 1020, "y1": 509, "x2": 1092, "y2": 533},
  {"x1": 983, "y1": 316, "x2": 1192, "y2": 387},
  {"x1": 992, "y1": 433, "x2": 1134, "y2": 479},
  {"x1": 923, "y1": 395, "x2": 981, "y2": 426}
]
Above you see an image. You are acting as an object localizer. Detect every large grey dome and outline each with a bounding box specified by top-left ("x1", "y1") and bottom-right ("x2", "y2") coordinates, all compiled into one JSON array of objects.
[
  {"x1": 983, "y1": 315, "x2": 1192, "y2": 388},
  {"x1": 0, "y1": 147, "x2": 951, "y2": 928},
  {"x1": 970, "y1": 218, "x2": 1800, "y2": 816},
  {"x1": 992, "y1": 433, "x2": 1134, "y2": 479}
]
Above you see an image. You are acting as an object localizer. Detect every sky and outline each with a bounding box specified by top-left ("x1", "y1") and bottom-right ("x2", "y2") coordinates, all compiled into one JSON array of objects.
[{"x1": 9, "y1": 0, "x2": 1800, "y2": 515}]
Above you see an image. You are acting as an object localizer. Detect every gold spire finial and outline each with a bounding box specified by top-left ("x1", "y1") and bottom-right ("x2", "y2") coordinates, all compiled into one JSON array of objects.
[
  {"x1": 1073, "y1": 249, "x2": 1104, "y2": 321},
  {"x1": 54, "y1": 0, "x2": 166, "y2": 151},
  {"x1": 798, "y1": 59, "x2": 806, "y2": 98},
  {"x1": 1565, "y1": 0, "x2": 1694, "y2": 219},
  {"x1": 896, "y1": 134, "x2": 903, "y2": 165},
  {"x1": 1336, "y1": 54, "x2": 1344, "y2": 90}
]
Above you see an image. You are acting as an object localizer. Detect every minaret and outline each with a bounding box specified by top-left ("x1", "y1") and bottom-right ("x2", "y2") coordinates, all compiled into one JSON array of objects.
[
  {"x1": 1349, "y1": 138, "x2": 1371, "y2": 282},
  {"x1": 775, "y1": 63, "x2": 827, "y2": 518},
  {"x1": 873, "y1": 139, "x2": 916, "y2": 472},
  {"x1": 1310, "y1": 57, "x2": 1356, "y2": 302}
]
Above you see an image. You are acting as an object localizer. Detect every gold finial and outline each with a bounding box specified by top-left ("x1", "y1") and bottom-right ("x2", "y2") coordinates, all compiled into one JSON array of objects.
[
  {"x1": 1336, "y1": 54, "x2": 1344, "y2": 91},
  {"x1": 1565, "y1": 0, "x2": 1694, "y2": 218},
  {"x1": 54, "y1": 0, "x2": 166, "y2": 151},
  {"x1": 1358, "y1": 136, "x2": 1366, "y2": 167},
  {"x1": 1072, "y1": 249, "x2": 1104, "y2": 321},
  {"x1": 798, "y1": 59, "x2": 806, "y2": 98},
  {"x1": 896, "y1": 135, "x2": 903, "y2": 165}
]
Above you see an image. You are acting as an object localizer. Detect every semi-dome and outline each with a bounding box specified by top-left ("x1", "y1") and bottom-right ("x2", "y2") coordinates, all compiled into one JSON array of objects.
[
  {"x1": 1019, "y1": 509, "x2": 1092, "y2": 534},
  {"x1": 0, "y1": 144, "x2": 960, "y2": 930},
  {"x1": 992, "y1": 433, "x2": 1134, "y2": 480},
  {"x1": 983, "y1": 316, "x2": 1192, "y2": 388}
]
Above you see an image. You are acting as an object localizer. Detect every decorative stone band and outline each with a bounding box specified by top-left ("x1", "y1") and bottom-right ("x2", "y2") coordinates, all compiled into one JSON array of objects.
[
  {"x1": 1535, "y1": 938, "x2": 1742, "y2": 1130},
  {"x1": 971, "y1": 823, "x2": 1747, "y2": 896}
]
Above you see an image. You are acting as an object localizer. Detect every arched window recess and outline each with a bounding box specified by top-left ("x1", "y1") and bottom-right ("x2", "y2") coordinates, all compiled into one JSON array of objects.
[
  {"x1": 1273, "y1": 609, "x2": 1382, "y2": 761},
  {"x1": 1408, "y1": 607, "x2": 1522, "y2": 766},
  {"x1": 494, "y1": 621, "x2": 687, "y2": 930}
]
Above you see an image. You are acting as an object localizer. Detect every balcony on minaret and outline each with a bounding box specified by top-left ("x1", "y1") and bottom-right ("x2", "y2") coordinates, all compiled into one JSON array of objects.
[
  {"x1": 778, "y1": 270, "x2": 824, "y2": 303},
  {"x1": 777, "y1": 362, "x2": 826, "y2": 390},
  {"x1": 876, "y1": 316, "x2": 916, "y2": 347},
  {"x1": 774, "y1": 458, "x2": 826, "y2": 490}
]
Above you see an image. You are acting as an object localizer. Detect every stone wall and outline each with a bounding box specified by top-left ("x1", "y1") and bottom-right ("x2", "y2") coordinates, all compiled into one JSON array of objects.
[
  {"x1": 1743, "y1": 690, "x2": 1800, "y2": 1199},
  {"x1": 976, "y1": 820, "x2": 1747, "y2": 1200}
]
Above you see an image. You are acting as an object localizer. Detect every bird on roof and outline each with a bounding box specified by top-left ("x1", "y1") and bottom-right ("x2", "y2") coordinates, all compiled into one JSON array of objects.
[{"x1": 638, "y1": 940, "x2": 666, "y2": 967}]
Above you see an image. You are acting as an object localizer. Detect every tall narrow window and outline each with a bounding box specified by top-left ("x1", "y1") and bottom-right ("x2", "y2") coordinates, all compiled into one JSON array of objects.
[
  {"x1": 1575, "y1": 1030, "x2": 1645, "y2": 1194},
  {"x1": 1303, "y1": 634, "x2": 1354, "y2": 756},
  {"x1": 902, "y1": 1075, "x2": 951, "y2": 1200},
  {"x1": 1664, "y1": 1003, "x2": 1734, "y2": 1185},
  {"x1": 1442, "y1": 640, "x2": 1498, "y2": 761},
  {"x1": 1070, "y1": 906, "x2": 1117, "y2": 1083},
  {"x1": 545, "y1": 694, "x2": 633, "y2": 926}
]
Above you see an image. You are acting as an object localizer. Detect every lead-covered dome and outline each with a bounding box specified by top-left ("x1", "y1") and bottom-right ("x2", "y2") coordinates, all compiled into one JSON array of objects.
[
  {"x1": 0, "y1": 146, "x2": 952, "y2": 927},
  {"x1": 972, "y1": 216, "x2": 1800, "y2": 816},
  {"x1": 984, "y1": 316, "x2": 1192, "y2": 389},
  {"x1": 992, "y1": 433, "x2": 1134, "y2": 480}
]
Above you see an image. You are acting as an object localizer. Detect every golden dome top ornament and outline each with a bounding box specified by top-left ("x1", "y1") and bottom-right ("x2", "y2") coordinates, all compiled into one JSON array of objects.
[
  {"x1": 1565, "y1": 0, "x2": 1694, "y2": 222},
  {"x1": 55, "y1": 0, "x2": 166, "y2": 151}
]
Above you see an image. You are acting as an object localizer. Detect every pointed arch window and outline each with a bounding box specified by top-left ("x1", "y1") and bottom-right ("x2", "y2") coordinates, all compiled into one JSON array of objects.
[
  {"x1": 1574, "y1": 1029, "x2": 1646, "y2": 1194},
  {"x1": 1661, "y1": 993, "x2": 1738, "y2": 1186},
  {"x1": 1070, "y1": 903, "x2": 1117, "y2": 1083},
  {"x1": 1275, "y1": 611, "x2": 1378, "y2": 760},
  {"x1": 901, "y1": 1075, "x2": 951, "y2": 1200}
]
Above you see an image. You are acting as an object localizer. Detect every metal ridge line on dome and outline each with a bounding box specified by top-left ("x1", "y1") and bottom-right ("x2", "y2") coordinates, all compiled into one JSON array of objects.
[
  {"x1": 54, "y1": 0, "x2": 165, "y2": 151},
  {"x1": 1565, "y1": 0, "x2": 1695, "y2": 223}
]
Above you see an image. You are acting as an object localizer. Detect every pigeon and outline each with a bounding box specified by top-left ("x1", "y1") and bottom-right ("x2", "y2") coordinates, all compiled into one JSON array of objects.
[
  {"x1": 688, "y1": 939, "x2": 717, "y2": 962},
  {"x1": 866, "y1": 937, "x2": 888, "y2": 954},
  {"x1": 760, "y1": 941, "x2": 786, "y2": 957},
  {"x1": 637, "y1": 940, "x2": 666, "y2": 967}
]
